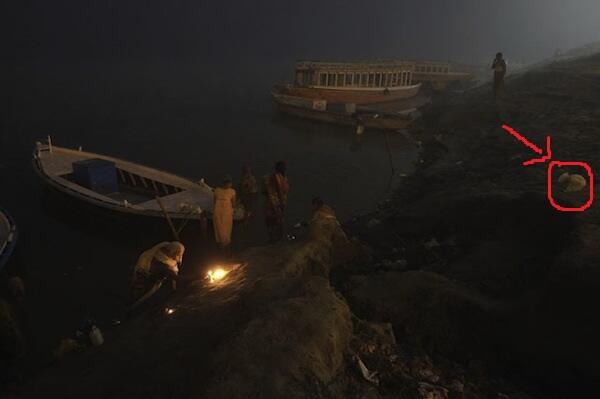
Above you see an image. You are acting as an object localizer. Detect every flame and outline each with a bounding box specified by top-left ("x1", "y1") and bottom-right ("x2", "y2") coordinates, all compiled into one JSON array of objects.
[
  {"x1": 165, "y1": 307, "x2": 176, "y2": 315},
  {"x1": 207, "y1": 267, "x2": 229, "y2": 283}
]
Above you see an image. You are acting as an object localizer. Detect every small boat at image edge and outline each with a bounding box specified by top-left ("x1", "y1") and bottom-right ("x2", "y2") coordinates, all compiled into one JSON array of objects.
[
  {"x1": 33, "y1": 140, "x2": 244, "y2": 221},
  {"x1": 0, "y1": 207, "x2": 18, "y2": 272}
]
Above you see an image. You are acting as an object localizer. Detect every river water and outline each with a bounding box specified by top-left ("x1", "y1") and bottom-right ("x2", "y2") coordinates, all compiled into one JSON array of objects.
[{"x1": 1, "y1": 58, "x2": 418, "y2": 366}]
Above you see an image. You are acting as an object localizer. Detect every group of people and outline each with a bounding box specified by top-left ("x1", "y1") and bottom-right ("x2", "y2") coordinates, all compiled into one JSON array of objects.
[
  {"x1": 129, "y1": 161, "x2": 295, "y2": 310},
  {"x1": 129, "y1": 195, "x2": 337, "y2": 314},
  {"x1": 212, "y1": 160, "x2": 290, "y2": 250}
]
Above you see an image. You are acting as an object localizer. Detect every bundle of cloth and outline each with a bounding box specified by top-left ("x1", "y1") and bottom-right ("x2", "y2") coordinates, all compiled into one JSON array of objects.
[{"x1": 558, "y1": 173, "x2": 587, "y2": 192}]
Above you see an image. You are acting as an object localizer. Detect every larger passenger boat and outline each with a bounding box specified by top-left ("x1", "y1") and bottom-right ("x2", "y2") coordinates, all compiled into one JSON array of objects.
[{"x1": 278, "y1": 60, "x2": 422, "y2": 104}]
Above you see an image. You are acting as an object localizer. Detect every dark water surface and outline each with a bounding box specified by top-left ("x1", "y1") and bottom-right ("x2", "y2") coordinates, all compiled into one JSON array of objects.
[{"x1": 1, "y1": 59, "x2": 417, "y2": 367}]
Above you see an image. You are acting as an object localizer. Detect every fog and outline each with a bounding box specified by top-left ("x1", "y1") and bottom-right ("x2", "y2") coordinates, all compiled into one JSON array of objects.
[{"x1": 3, "y1": 0, "x2": 600, "y2": 68}]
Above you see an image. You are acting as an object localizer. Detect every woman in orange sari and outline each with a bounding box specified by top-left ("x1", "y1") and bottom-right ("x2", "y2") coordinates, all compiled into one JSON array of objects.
[{"x1": 213, "y1": 176, "x2": 236, "y2": 249}]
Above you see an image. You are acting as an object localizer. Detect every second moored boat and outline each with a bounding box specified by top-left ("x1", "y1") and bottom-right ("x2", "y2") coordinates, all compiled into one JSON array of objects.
[{"x1": 279, "y1": 60, "x2": 422, "y2": 104}]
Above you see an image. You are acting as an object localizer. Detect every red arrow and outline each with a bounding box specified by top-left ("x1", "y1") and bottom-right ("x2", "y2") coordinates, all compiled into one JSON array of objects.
[{"x1": 501, "y1": 124, "x2": 552, "y2": 166}]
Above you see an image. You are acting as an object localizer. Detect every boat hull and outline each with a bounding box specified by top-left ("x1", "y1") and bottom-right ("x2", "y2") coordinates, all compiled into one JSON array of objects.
[
  {"x1": 281, "y1": 84, "x2": 421, "y2": 104},
  {"x1": 33, "y1": 143, "x2": 242, "y2": 220},
  {"x1": 275, "y1": 102, "x2": 412, "y2": 131}
]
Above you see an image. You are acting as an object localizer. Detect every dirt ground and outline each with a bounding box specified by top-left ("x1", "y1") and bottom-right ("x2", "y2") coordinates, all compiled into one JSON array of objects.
[{"x1": 341, "y1": 52, "x2": 600, "y2": 398}]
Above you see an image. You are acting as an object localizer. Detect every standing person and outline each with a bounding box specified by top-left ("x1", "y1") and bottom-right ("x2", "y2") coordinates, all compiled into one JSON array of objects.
[
  {"x1": 264, "y1": 161, "x2": 289, "y2": 243},
  {"x1": 492, "y1": 52, "x2": 507, "y2": 99},
  {"x1": 239, "y1": 166, "x2": 258, "y2": 220},
  {"x1": 213, "y1": 175, "x2": 236, "y2": 250}
]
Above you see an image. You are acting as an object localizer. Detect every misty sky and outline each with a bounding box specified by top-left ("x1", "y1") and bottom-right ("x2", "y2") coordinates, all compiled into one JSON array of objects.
[{"x1": 3, "y1": 0, "x2": 600, "y2": 68}]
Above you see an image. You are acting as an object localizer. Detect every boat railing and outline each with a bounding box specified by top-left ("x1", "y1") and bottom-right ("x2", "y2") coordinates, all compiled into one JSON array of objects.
[{"x1": 114, "y1": 168, "x2": 183, "y2": 198}]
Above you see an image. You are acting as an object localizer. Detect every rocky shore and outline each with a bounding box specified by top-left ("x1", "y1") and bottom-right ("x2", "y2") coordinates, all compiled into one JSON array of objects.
[
  {"x1": 341, "y1": 51, "x2": 600, "y2": 398},
  {"x1": 21, "y1": 52, "x2": 600, "y2": 399}
]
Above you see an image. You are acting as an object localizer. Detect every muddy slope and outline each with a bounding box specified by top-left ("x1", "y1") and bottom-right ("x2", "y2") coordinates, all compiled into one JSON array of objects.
[{"x1": 343, "y1": 52, "x2": 600, "y2": 397}]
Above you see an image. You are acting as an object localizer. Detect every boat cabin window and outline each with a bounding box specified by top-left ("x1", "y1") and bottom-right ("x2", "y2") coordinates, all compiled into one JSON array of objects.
[
  {"x1": 368, "y1": 73, "x2": 375, "y2": 86},
  {"x1": 304, "y1": 71, "x2": 314, "y2": 85},
  {"x1": 361, "y1": 73, "x2": 368, "y2": 87},
  {"x1": 327, "y1": 73, "x2": 336, "y2": 86},
  {"x1": 345, "y1": 73, "x2": 353, "y2": 86},
  {"x1": 407, "y1": 72, "x2": 412, "y2": 85},
  {"x1": 336, "y1": 73, "x2": 344, "y2": 86},
  {"x1": 319, "y1": 73, "x2": 327, "y2": 86}
]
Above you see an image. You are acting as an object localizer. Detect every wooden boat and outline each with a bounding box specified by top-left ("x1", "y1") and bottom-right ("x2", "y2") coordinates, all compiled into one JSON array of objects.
[
  {"x1": 412, "y1": 61, "x2": 473, "y2": 90},
  {"x1": 0, "y1": 207, "x2": 18, "y2": 272},
  {"x1": 33, "y1": 140, "x2": 244, "y2": 221},
  {"x1": 279, "y1": 60, "x2": 422, "y2": 104},
  {"x1": 272, "y1": 90, "x2": 414, "y2": 131}
]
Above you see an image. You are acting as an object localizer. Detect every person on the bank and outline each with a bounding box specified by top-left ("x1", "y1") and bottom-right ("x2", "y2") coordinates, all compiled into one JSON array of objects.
[
  {"x1": 309, "y1": 197, "x2": 337, "y2": 225},
  {"x1": 264, "y1": 161, "x2": 289, "y2": 243},
  {"x1": 130, "y1": 241, "x2": 184, "y2": 307},
  {"x1": 492, "y1": 52, "x2": 507, "y2": 98},
  {"x1": 239, "y1": 166, "x2": 258, "y2": 220},
  {"x1": 213, "y1": 175, "x2": 236, "y2": 248},
  {"x1": 295, "y1": 197, "x2": 337, "y2": 228}
]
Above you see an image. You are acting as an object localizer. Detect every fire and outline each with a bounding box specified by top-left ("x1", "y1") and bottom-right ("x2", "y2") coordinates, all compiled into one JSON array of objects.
[
  {"x1": 207, "y1": 267, "x2": 229, "y2": 283},
  {"x1": 165, "y1": 307, "x2": 176, "y2": 315}
]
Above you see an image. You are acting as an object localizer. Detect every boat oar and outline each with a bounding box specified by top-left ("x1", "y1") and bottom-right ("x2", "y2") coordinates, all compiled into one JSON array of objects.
[
  {"x1": 155, "y1": 196, "x2": 180, "y2": 242},
  {"x1": 175, "y1": 207, "x2": 202, "y2": 235}
]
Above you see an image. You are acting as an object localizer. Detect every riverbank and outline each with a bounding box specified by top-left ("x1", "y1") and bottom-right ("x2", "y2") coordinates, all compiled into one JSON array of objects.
[
  {"x1": 19, "y1": 52, "x2": 600, "y2": 398},
  {"x1": 341, "y1": 51, "x2": 600, "y2": 397}
]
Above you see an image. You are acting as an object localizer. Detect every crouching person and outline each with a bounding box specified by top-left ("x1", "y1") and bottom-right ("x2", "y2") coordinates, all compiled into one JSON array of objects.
[
  {"x1": 128, "y1": 241, "x2": 185, "y2": 313},
  {"x1": 305, "y1": 197, "x2": 356, "y2": 264}
]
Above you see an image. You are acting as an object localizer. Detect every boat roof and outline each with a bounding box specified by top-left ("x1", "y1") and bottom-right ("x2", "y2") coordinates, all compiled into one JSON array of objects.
[
  {"x1": 296, "y1": 59, "x2": 470, "y2": 72},
  {"x1": 296, "y1": 60, "x2": 416, "y2": 70}
]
